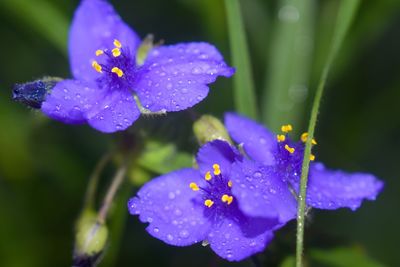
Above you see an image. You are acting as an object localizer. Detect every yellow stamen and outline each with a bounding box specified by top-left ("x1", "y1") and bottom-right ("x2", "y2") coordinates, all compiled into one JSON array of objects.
[
  {"x1": 95, "y1": 49, "x2": 104, "y2": 56},
  {"x1": 309, "y1": 154, "x2": 315, "y2": 161},
  {"x1": 277, "y1": 134, "x2": 286, "y2": 142},
  {"x1": 111, "y1": 67, "x2": 124, "y2": 77},
  {"x1": 221, "y1": 194, "x2": 233, "y2": 205},
  {"x1": 228, "y1": 180, "x2": 233, "y2": 187},
  {"x1": 281, "y1": 124, "x2": 293, "y2": 133},
  {"x1": 284, "y1": 144, "x2": 295, "y2": 154},
  {"x1": 212, "y1": 163, "x2": 221, "y2": 175},
  {"x1": 189, "y1": 182, "x2": 199, "y2": 191},
  {"x1": 300, "y1": 132, "x2": 317, "y2": 145},
  {"x1": 205, "y1": 171, "x2": 212, "y2": 181},
  {"x1": 113, "y1": 39, "x2": 122, "y2": 48},
  {"x1": 112, "y1": 47, "x2": 121, "y2": 57},
  {"x1": 91, "y1": 61, "x2": 102, "y2": 73},
  {"x1": 204, "y1": 199, "x2": 214, "y2": 208}
]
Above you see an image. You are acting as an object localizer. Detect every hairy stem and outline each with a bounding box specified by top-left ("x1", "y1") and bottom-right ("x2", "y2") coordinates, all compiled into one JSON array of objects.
[
  {"x1": 97, "y1": 160, "x2": 129, "y2": 224},
  {"x1": 84, "y1": 153, "x2": 112, "y2": 210},
  {"x1": 295, "y1": 1, "x2": 360, "y2": 266}
]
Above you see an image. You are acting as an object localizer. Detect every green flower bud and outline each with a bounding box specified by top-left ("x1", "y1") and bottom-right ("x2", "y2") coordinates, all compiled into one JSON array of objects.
[
  {"x1": 193, "y1": 115, "x2": 232, "y2": 145},
  {"x1": 73, "y1": 210, "x2": 108, "y2": 267}
]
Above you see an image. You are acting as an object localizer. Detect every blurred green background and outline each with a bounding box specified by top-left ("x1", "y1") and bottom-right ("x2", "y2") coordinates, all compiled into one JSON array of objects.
[{"x1": 0, "y1": 0, "x2": 399, "y2": 266}]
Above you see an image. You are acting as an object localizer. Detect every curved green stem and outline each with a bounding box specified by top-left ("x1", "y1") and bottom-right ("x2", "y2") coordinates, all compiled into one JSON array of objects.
[
  {"x1": 84, "y1": 153, "x2": 112, "y2": 210},
  {"x1": 295, "y1": 1, "x2": 360, "y2": 266}
]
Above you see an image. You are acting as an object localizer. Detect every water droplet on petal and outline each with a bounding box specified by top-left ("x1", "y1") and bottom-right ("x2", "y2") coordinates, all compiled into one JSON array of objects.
[
  {"x1": 179, "y1": 230, "x2": 189, "y2": 238},
  {"x1": 153, "y1": 227, "x2": 159, "y2": 233},
  {"x1": 167, "y1": 234, "x2": 174, "y2": 241}
]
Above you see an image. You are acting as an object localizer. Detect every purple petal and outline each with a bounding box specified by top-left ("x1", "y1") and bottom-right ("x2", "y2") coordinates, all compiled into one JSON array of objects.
[
  {"x1": 86, "y1": 89, "x2": 140, "y2": 133},
  {"x1": 306, "y1": 163, "x2": 384, "y2": 210},
  {"x1": 207, "y1": 215, "x2": 276, "y2": 261},
  {"x1": 196, "y1": 140, "x2": 241, "y2": 177},
  {"x1": 224, "y1": 112, "x2": 277, "y2": 165},
  {"x1": 128, "y1": 168, "x2": 212, "y2": 246},
  {"x1": 135, "y1": 42, "x2": 234, "y2": 112},
  {"x1": 230, "y1": 159, "x2": 297, "y2": 224},
  {"x1": 69, "y1": 0, "x2": 140, "y2": 81},
  {"x1": 41, "y1": 79, "x2": 101, "y2": 124}
]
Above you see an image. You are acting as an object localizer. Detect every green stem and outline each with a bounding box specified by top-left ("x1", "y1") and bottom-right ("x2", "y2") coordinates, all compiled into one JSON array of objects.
[
  {"x1": 295, "y1": 1, "x2": 360, "y2": 266},
  {"x1": 83, "y1": 153, "x2": 112, "y2": 210},
  {"x1": 224, "y1": 0, "x2": 258, "y2": 119},
  {"x1": 97, "y1": 160, "x2": 129, "y2": 224}
]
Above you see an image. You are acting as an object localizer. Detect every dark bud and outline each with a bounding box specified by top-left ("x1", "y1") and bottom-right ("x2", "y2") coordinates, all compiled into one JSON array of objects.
[{"x1": 12, "y1": 77, "x2": 62, "y2": 109}]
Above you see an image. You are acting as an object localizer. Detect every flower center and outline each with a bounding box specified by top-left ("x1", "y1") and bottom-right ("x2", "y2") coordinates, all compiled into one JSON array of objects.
[
  {"x1": 189, "y1": 164, "x2": 234, "y2": 211},
  {"x1": 275, "y1": 124, "x2": 317, "y2": 182},
  {"x1": 91, "y1": 39, "x2": 136, "y2": 90}
]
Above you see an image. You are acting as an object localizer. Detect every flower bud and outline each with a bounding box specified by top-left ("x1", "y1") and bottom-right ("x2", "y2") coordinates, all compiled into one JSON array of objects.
[
  {"x1": 12, "y1": 77, "x2": 62, "y2": 109},
  {"x1": 193, "y1": 115, "x2": 232, "y2": 145},
  {"x1": 72, "y1": 210, "x2": 108, "y2": 267}
]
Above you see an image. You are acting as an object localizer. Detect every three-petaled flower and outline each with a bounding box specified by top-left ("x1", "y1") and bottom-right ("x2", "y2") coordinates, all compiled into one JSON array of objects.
[
  {"x1": 41, "y1": 0, "x2": 234, "y2": 132},
  {"x1": 128, "y1": 112, "x2": 383, "y2": 261}
]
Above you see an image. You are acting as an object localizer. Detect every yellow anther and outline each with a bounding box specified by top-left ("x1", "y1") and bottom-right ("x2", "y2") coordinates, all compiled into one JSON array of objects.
[
  {"x1": 204, "y1": 199, "x2": 214, "y2": 208},
  {"x1": 95, "y1": 49, "x2": 104, "y2": 56},
  {"x1": 91, "y1": 61, "x2": 102, "y2": 73},
  {"x1": 112, "y1": 47, "x2": 121, "y2": 57},
  {"x1": 212, "y1": 164, "x2": 221, "y2": 175},
  {"x1": 221, "y1": 194, "x2": 233, "y2": 205},
  {"x1": 189, "y1": 182, "x2": 199, "y2": 191},
  {"x1": 301, "y1": 132, "x2": 317, "y2": 145},
  {"x1": 309, "y1": 154, "x2": 315, "y2": 161},
  {"x1": 228, "y1": 180, "x2": 233, "y2": 187},
  {"x1": 277, "y1": 134, "x2": 286, "y2": 142},
  {"x1": 284, "y1": 144, "x2": 295, "y2": 154},
  {"x1": 113, "y1": 39, "x2": 122, "y2": 48},
  {"x1": 111, "y1": 67, "x2": 124, "y2": 77},
  {"x1": 281, "y1": 124, "x2": 293, "y2": 133},
  {"x1": 205, "y1": 171, "x2": 212, "y2": 181}
]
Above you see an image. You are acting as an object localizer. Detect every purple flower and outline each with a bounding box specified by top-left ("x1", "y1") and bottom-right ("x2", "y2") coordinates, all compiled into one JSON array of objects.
[
  {"x1": 41, "y1": 0, "x2": 234, "y2": 133},
  {"x1": 128, "y1": 113, "x2": 383, "y2": 261}
]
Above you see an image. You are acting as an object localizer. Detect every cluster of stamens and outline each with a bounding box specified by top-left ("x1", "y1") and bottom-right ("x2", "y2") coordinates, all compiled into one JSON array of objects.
[
  {"x1": 91, "y1": 39, "x2": 125, "y2": 78},
  {"x1": 276, "y1": 124, "x2": 317, "y2": 161},
  {"x1": 189, "y1": 164, "x2": 234, "y2": 208}
]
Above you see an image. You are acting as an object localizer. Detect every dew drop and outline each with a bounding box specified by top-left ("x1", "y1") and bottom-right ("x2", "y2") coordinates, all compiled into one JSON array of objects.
[
  {"x1": 253, "y1": 171, "x2": 262, "y2": 178},
  {"x1": 179, "y1": 230, "x2": 189, "y2": 238},
  {"x1": 153, "y1": 227, "x2": 159, "y2": 233},
  {"x1": 167, "y1": 234, "x2": 174, "y2": 241}
]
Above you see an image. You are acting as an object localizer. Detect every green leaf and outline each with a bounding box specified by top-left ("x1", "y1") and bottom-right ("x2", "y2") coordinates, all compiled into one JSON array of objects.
[
  {"x1": 310, "y1": 247, "x2": 386, "y2": 267},
  {"x1": 262, "y1": 0, "x2": 315, "y2": 131},
  {"x1": 224, "y1": 0, "x2": 258, "y2": 119},
  {"x1": 137, "y1": 140, "x2": 193, "y2": 174},
  {"x1": 0, "y1": 0, "x2": 69, "y2": 54}
]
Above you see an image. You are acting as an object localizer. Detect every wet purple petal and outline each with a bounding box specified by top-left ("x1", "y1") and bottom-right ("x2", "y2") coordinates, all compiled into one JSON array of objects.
[
  {"x1": 305, "y1": 163, "x2": 384, "y2": 210},
  {"x1": 86, "y1": 89, "x2": 140, "y2": 133},
  {"x1": 69, "y1": 0, "x2": 140, "y2": 81},
  {"x1": 128, "y1": 168, "x2": 212, "y2": 246},
  {"x1": 224, "y1": 112, "x2": 277, "y2": 165},
  {"x1": 135, "y1": 42, "x2": 235, "y2": 112},
  {"x1": 207, "y1": 215, "x2": 276, "y2": 261},
  {"x1": 196, "y1": 140, "x2": 242, "y2": 177},
  {"x1": 41, "y1": 79, "x2": 101, "y2": 124},
  {"x1": 230, "y1": 159, "x2": 297, "y2": 223}
]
